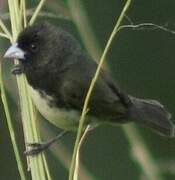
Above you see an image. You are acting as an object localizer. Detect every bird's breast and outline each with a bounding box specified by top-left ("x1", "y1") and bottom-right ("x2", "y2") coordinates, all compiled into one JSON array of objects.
[
  {"x1": 28, "y1": 85, "x2": 99, "y2": 131},
  {"x1": 28, "y1": 85, "x2": 81, "y2": 131}
]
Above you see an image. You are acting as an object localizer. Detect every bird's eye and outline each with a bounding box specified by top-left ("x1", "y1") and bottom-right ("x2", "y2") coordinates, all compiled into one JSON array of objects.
[{"x1": 30, "y1": 43, "x2": 38, "y2": 52}]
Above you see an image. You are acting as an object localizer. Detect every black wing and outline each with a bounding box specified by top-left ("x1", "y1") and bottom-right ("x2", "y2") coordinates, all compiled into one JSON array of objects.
[{"x1": 57, "y1": 52, "x2": 129, "y2": 122}]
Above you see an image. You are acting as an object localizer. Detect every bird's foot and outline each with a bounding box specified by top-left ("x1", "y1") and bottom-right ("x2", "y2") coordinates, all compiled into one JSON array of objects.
[
  {"x1": 24, "y1": 130, "x2": 68, "y2": 156},
  {"x1": 11, "y1": 64, "x2": 24, "y2": 75},
  {"x1": 24, "y1": 142, "x2": 48, "y2": 156}
]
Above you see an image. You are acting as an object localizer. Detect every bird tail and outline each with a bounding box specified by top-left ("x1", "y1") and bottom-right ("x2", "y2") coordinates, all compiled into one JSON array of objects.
[{"x1": 128, "y1": 96, "x2": 175, "y2": 137}]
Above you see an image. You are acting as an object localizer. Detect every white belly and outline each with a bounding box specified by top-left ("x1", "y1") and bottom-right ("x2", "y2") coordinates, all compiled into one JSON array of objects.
[
  {"x1": 28, "y1": 85, "x2": 98, "y2": 131},
  {"x1": 28, "y1": 85, "x2": 81, "y2": 130}
]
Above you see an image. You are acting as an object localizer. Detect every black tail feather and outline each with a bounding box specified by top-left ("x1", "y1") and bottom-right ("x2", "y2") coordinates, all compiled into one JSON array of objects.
[{"x1": 129, "y1": 96, "x2": 175, "y2": 137}]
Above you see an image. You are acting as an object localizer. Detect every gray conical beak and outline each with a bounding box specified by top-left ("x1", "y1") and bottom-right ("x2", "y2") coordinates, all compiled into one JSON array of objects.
[{"x1": 4, "y1": 43, "x2": 25, "y2": 59}]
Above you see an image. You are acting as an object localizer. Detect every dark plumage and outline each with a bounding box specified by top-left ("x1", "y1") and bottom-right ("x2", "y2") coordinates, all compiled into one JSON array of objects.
[{"x1": 4, "y1": 22, "x2": 175, "y2": 136}]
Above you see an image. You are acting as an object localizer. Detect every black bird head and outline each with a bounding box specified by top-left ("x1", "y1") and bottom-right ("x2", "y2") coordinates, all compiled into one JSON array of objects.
[
  {"x1": 4, "y1": 23, "x2": 80, "y2": 70},
  {"x1": 4, "y1": 22, "x2": 82, "y2": 90},
  {"x1": 5, "y1": 23, "x2": 57, "y2": 67}
]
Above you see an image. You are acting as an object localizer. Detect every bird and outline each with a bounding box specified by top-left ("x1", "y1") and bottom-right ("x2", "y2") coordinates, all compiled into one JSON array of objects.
[{"x1": 4, "y1": 22, "x2": 175, "y2": 154}]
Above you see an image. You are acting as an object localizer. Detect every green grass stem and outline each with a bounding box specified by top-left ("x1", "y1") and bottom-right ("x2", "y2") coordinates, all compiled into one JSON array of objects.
[
  {"x1": 29, "y1": 0, "x2": 46, "y2": 25},
  {"x1": 5, "y1": 0, "x2": 51, "y2": 179},
  {"x1": 0, "y1": 64, "x2": 27, "y2": 180},
  {"x1": 67, "y1": 1, "x2": 164, "y2": 179},
  {"x1": 68, "y1": 0, "x2": 132, "y2": 180},
  {"x1": 0, "y1": 18, "x2": 12, "y2": 41}
]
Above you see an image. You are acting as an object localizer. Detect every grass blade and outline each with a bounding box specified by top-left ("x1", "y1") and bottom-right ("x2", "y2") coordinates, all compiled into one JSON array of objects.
[
  {"x1": 68, "y1": 0, "x2": 132, "y2": 179},
  {"x1": 29, "y1": 0, "x2": 46, "y2": 25},
  {"x1": 0, "y1": 64, "x2": 27, "y2": 180}
]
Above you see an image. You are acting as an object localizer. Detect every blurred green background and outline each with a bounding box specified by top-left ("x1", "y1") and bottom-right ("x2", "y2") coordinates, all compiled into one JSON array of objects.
[{"x1": 0, "y1": 0, "x2": 175, "y2": 179}]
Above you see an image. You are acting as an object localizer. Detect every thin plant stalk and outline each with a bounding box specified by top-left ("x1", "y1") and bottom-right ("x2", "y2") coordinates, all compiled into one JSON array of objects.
[
  {"x1": 1, "y1": 8, "x2": 26, "y2": 180},
  {"x1": 0, "y1": 32, "x2": 9, "y2": 39},
  {"x1": 20, "y1": 0, "x2": 27, "y2": 27},
  {"x1": 6, "y1": 0, "x2": 51, "y2": 179},
  {"x1": 41, "y1": 125, "x2": 97, "y2": 180},
  {"x1": 68, "y1": 0, "x2": 132, "y2": 180},
  {"x1": 73, "y1": 125, "x2": 90, "y2": 180},
  {"x1": 68, "y1": 1, "x2": 163, "y2": 180},
  {"x1": 0, "y1": 65, "x2": 27, "y2": 180},
  {"x1": 0, "y1": 18, "x2": 12, "y2": 41},
  {"x1": 29, "y1": 0, "x2": 46, "y2": 25},
  {"x1": 43, "y1": 154, "x2": 52, "y2": 180}
]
